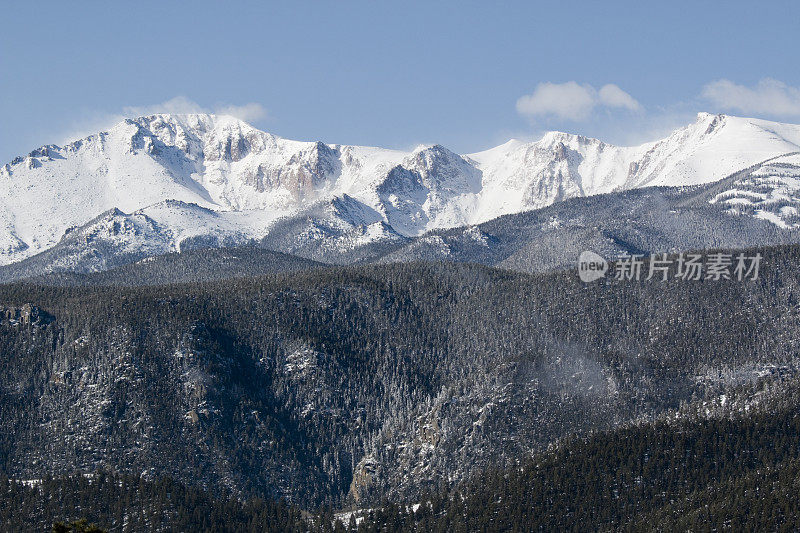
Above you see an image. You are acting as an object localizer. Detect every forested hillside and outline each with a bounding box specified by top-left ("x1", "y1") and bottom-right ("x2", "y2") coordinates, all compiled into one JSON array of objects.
[
  {"x1": 2, "y1": 244, "x2": 800, "y2": 521},
  {"x1": 6, "y1": 391, "x2": 800, "y2": 531},
  {"x1": 0, "y1": 473, "x2": 306, "y2": 532},
  {"x1": 355, "y1": 392, "x2": 800, "y2": 531}
]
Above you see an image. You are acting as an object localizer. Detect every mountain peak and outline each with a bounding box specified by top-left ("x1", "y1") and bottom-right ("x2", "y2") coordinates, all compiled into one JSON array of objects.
[
  {"x1": 538, "y1": 130, "x2": 603, "y2": 147},
  {"x1": 3, "y1": 112, "x2": 800, "y2": 267},
  {"x1": 122, "y1": 112, "x2": 263, "y2": 137}
]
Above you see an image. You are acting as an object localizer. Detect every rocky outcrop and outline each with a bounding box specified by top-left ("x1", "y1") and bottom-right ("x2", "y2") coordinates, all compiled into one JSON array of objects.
[{"x1": 1, "y1": 303, "x2": 53, "y2": 325}]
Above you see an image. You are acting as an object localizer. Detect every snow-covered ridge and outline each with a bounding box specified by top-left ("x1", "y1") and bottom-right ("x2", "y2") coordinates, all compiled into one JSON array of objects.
[
  {"x1": 2, "y1": 112, "x2": 800, "y2": 266},
  {"x1": 711, "y1": 152, "x2": 800, "y2": 229}
]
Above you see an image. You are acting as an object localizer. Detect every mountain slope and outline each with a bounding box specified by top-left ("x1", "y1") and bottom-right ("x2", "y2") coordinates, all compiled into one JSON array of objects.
[
  {"x1": 374, "y1": 181, "x2": 800, "y2": 274},
  {"x1": 4, "y1": 154, "x2": 800, "y2": 282},
  {"x1": 467, "y1": 113, "x2": 800, "y2": 219},
  {"x1": 3, "y1": 112, "x2": 800, "y2": 268},
  {"x1": 4, "y1": 246, "x2": 800, "y2": 508},
  {"x1": 0, "y1": 115, "x2": 407, "y2": 265}
]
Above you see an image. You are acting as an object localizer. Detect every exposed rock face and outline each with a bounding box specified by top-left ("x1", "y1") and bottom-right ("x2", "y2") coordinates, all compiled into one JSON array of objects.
[
  {"x1": 1, "y1": 304, "x2": 53, "y2": 326},
  {"x1": 553, "y1": 141, "x2": 568, "y2": 161},
  {"x1": 348, "y1": 457, "x2": 377, "y2": 503},
  {"x1": 705, "y1": 113, "x2": 724, "y2": 135},
  {"x1": 627, "y1": 161, "x2": 640, "y2": 181}
]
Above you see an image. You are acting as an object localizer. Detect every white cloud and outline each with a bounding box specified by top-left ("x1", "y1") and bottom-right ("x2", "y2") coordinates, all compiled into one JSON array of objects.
[
  {"x1": 701, "y1": 78, "x2": 800, "y2": 117},
  {"x1": 516, "y1": 82, "x2": 597, "y2": 121},
  {"x1": 215, "y1": 102, "x2": 268, "y2": 122},
  {"x1": 122, "y1": 96, "x2": 268, "y2": 122},
  {"x1": 598, "y1": 84, "x2": 642, "y2": 111},
  {"x1": 122, "y1": 96, "x2": 206, "y2": 117},
  {"x1": 516, "y1": 82, "x2": 641, "y2": 121}
]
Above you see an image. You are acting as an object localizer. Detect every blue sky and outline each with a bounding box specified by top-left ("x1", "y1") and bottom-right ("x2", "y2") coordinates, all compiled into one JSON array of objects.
[{"x1": 2, "y1": 1, "x2": 800, "y2": 163}]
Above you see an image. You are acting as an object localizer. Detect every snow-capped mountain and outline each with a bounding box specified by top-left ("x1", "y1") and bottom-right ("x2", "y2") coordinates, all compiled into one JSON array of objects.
[
  {"x1": 2, "y1": 112, "x2": 800, "y2": 267},
  {"x1": 470, "y1": 113, "x2": 800, "y2": 219}
]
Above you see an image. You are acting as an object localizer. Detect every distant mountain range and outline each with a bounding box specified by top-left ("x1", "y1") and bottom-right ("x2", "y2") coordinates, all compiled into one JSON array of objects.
[{"x1": 2, "y1": 112, "x2": 800, "y2": 278}]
